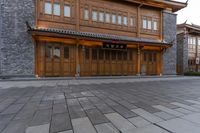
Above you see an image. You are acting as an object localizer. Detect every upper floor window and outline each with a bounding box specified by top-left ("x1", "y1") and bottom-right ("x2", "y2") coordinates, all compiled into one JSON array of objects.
[
  {"x1": 147, "y1": 20, "x2": 152, "y2": 30},
  {"x1": 64, "y1": 5, "x2": 71, "y2": 17},
  {"x1": 99, "y1": 12, "x2": 104, "y2": 22},
  {"x1": 44, "y1": 2, "x2": 52, "y2": 15},
  {"x1": 130, "y1": 17, "x2": 134, "y2": 27},
  {"x1": 105, "y1": 13, "x2": 110, "y2": 23},
  {"x1": 142, "y1": 19, "x2": 147, "y2": 29},
  {"x1": 198, "y1": 38, "x2": 200, "y2": 45},
  {"x1": 112, "y1": 14, "x2": 116, "y2": 24},
  {"x1": 84, "y1": 9, "x2": 89, "y2": 20},
  {"x1": 53, "y1": 3, "x2": 60, "y2": 16},
  {"x1": 118, "y1": 15, "x2": 122, "y2": 25},
  {"x1": 123, "y1": 16, "x2": 127, "y2": 26},
  {"x1": 92, "y1": 10, "x2": 98, "y2": 21},
  {"x1": 188, "y1": 37, "x2": 196, "y2": 45},
  {"x1": 153, "y1": 21, "x2": 157, "y2": 31}
]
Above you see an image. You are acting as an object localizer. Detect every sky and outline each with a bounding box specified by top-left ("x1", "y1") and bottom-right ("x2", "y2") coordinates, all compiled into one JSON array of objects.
[{"x1": 176, "y1": 0, "x2": 200, "y2": 25}]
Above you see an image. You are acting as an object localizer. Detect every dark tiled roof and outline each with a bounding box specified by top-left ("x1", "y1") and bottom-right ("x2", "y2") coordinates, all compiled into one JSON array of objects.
[{"x1": 28, "y1": 26, "x2": 170, "y2": 46}]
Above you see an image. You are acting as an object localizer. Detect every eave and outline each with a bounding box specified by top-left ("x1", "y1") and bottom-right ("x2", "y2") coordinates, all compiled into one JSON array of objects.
[
  {"x1": 27, "y1": 26, "x2": 171, "y2": 47},
  {"x1": 125, "y1": 0, "x2": 187, "y2": 12}
]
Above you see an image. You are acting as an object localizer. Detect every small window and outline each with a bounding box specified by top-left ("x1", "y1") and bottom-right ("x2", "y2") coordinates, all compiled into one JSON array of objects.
[
  {"x1": 153, "y1": 21, "x2": 157, "y2": 31},
  {"x1": 92, "y1": 10, "x2": 98, "y2": 21},
  {"x1": 149, "y1": 53, "x2": 152, "y2": 62},
  {"x1": 53, "y1": 3, "x2": 60, "y2": 16},
  {"x1": 99, "y1": 12, "x2": 104, "y2": 22},
  {"x1": 147, "y1": 20, "x2": 152, "y2": 30},
  {"x1": 46, "y1": 46, "x2": 52, "y2": 58},
  {"x1": 53, "y1": 47, "x2": 61, "y2": 58},
  {"x1": 105, "y1": 50, "x2": 110, "y2": 60},
  {"x1": 99, "y1": 50, "x2": 104, "y2": 60},
  {"x1": 129, "y1": 51, "x2": 132, "y2": 60},
  {"x1": 44, "y1": 2, "x2": 52, "y2": 15},
  {"x1": 153, "y1": 53, "x2": 157, "y2": 62},
  {"x1": 118, "y1": 52, "x2": 122, "y2": 60},
  {"x1": 142, "y1": 19, "x2": 147, "y2": 29},
  {"x1": 130, "y1": 17, "x2": 134, "y2": 27},
  {"x1": 84, "y1": 9, "x2": 89, "y2": 20},
  {"x1": 105, "y1": 13, "x2": 110, "y2": 23},
  {"x1": 112, "y1": 14, "x2": 116, "y2": 24},
  {"x1": 85, "y1": 48, "x2": 90, "y2": 60},
  {"x1": 198, "y1": 38, "x2": 200, "y2": 45},
  {"x1": 144, "y1": 53, "x2": 147, "y2": 62},
  {"x1": 64, "y1": 47, "x2": 69, "y2": 59},
  {"x1": 112, "y1": 51, "x2": 116, "y2": 60},
  {"x1": 92, "y1": 49, "x2": 97, "y2": 60},
  {"x1": 118, "y1": 15, "x2": 122, "y2": 25},
  {"x1": 123, "y1": 52, "x2": 127, "y2": 60},
  {"x1": 123, "y1": 16, "x2": 127, "y2": 26},
  {"x1": 64, "y1": 5, "x2": 71, "y2": 17}
]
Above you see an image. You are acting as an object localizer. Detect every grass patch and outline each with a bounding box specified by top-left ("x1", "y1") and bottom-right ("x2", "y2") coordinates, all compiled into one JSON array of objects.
[{"x1": 184, "y1": 71, "x2": 200, "y2": 76}]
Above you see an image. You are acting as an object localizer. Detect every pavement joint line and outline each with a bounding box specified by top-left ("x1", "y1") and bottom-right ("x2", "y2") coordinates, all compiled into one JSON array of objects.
[{"x1": 153, "y1": 123, "x2": 173, "y2": 133}]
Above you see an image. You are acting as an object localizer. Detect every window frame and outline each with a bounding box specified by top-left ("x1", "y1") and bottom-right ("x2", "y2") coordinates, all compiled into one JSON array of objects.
[
  {"x1": 64, "y1": 4, "x2": 71, "y2": 17},
  {"x1": 83, "y1": 8, "x2": 89, "y2": 20},
  {"x1": 99, "y1": 11, "x2": 104, "y2": 22},
  {"x1": 123, "y1": 16, "x2": 128, "y2": 26},
  {"x1": 53, "y1": 3, "x2": 61, "y2": 16},
  {"x1": 105, "y1": 13, "x2": 110, "y2": 23},
  {"x1": 112, "y1": 14, "x2": 117, "y2": 24},
  {"x1": 92, "y1": 10, "x2": 98, "y2": 21},
  {"x1": 44, "y1": 1, "x2": 52, "y2": 15},
  {"x1": 118, "y1": 15, "x2": 122, "y2": 25}
]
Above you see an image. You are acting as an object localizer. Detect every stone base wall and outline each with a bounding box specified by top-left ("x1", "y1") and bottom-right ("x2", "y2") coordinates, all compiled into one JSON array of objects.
[
  {"x1": 162, "y1": 11, "x2": 177, "y2": 75},
  {"x1": 0, "y1": 0, "x2": 35, "y2": 76}
]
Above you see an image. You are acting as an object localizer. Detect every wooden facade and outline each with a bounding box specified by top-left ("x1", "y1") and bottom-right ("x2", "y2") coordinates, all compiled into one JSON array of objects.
[{"x1": 31, "y1": 0, "x2": 186, "y2": 77}]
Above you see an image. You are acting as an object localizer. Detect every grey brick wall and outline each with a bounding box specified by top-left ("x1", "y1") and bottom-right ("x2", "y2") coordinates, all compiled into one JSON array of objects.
[
  {"x1": 0, "y1": 0, "x2": 4, "y2": 75},
  {"x1": 0, "y1": 0, "x2": 35, "y2": 76},
  {"x1": 177, "y1": 33, "x2": 189, "y2": 74},
  {"x1": 162, "y1": 11, "x2": 177, "y2": 75}
]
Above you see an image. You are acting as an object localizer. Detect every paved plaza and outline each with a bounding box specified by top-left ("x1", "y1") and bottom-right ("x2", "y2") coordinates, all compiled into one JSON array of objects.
[{"x1": 1, "y1": 76, "x2": 200, "y2": 133}]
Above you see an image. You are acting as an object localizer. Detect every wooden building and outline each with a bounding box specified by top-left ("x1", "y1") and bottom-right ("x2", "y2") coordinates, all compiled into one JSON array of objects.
[
  {"x1": 0, "y1": 0, "x2": 186, "y2": 78},
  {"x1": 177, "y1": 23, "x2": 200, "y2": 74}
]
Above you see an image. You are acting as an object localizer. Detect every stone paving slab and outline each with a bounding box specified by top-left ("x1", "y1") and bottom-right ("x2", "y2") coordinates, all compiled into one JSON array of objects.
[
  {"x1": 153, "y1": 105, "x2": 184, "y2": 117},
  {"x1": 157, "y1": 118, "x2": 200, "y2": 133},
  {"x1": 50, "y1": 113, "x2": 72, "y2": 133},
  {"x1": 154, "y1": 111, "x2": 176, "y2": 120},
  {"x1": 171, "y1": 102, "x2": 200, "y2": 112},
  {"x1": 95, "y1": 123, "x2": 120, "y2": 133},
  {"x1": 105, "y1": 113, "x2": 136, "y2": 132},
  {"x1": 86, "y1": 108, "x2": 109, "y2": 125},
  {"x1": 123, "y1": 124, "x2": 170, "y2": 133},
  {"x1": 131, "y1": 108, "x2": 163, "y2": 123},
  {"x1": 128, "y1": 116, "x2": 151, "y2": 128},
  {"x1": 26, "y1": 124, "x2": 49, "y2": 133},
  {"x1": 30, "y1": 109, "x2": 52, "y2": 126},
  {"x1": 1, "y1": 77, "x2": 200, "y2": 133},
  {"x1": 181, "y1": 113, "x2": 200, "y2": 124},
  {"x1": 72, "y1": 117, "x2": 97, "y2": 133}
]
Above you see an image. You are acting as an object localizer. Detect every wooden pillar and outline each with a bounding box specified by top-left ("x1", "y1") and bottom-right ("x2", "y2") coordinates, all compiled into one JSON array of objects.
[
  {"x1": 75, "y1": 40, "x2": 80, "y2": 77},
  {"x1": 137, "y1": 4, "x2": 142, "y2": 38},
  {"x1": 75, "y1": 0, "x2": 80, "y2": 77},
  {"x1": 137, "y1": 45, "x2": 141, "y2": 76}
]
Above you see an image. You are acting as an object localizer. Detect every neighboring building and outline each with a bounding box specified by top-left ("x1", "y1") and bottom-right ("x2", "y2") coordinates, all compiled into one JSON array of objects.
[
  {"x1": 0, "y1": 0, "x2": 186, "y2": 77},
  {"x1": 177, "y1": 23, "x2": 200, "y2": 74}
]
